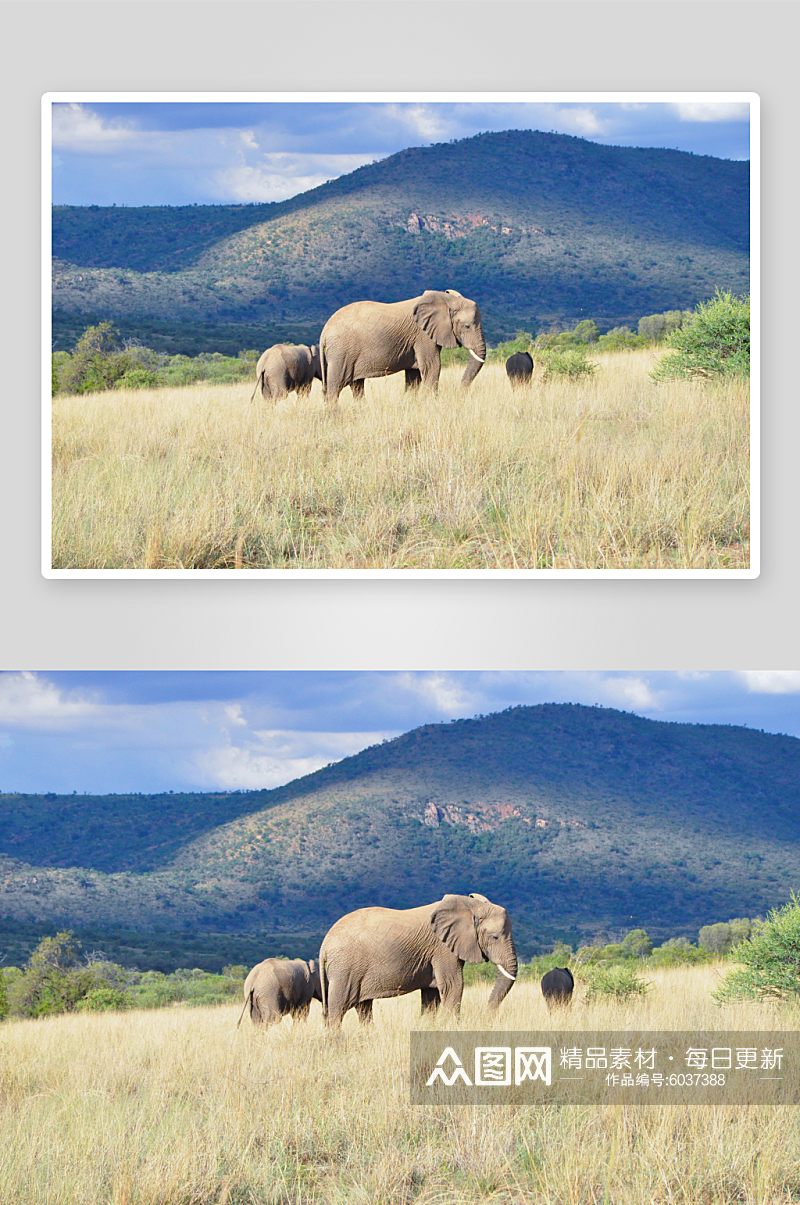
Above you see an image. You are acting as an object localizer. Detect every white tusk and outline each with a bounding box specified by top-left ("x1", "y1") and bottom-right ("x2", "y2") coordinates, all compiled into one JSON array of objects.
[
  {"x1": 496, "y1": 964, "x2": 516, "y2": 981},
  {"x1": 469, "y1": 349, "x2": 485, "y2": 364}
]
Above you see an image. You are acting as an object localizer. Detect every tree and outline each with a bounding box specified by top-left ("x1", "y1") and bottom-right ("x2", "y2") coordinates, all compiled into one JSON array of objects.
[
  {"x1": 621, "y1": 928, "x2": 653, "y2": 959},
  {"x1": 59, "y1": 323, "x2": 132, "y2": 394},
  {"x1": 712, "y1": 896, "x2": 800, "y2": 1003},
  {"x1": 16, "y1": 931, "x2": 99, "y2": 1017},
  {"x1": 651, "y1": 290, "x2": 750, "y2": 381}
]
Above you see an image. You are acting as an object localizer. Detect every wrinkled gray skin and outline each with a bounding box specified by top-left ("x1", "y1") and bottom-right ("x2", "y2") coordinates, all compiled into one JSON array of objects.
[
  {"x1": 319, "y1": 289, "x2": 486, "y2": 404},
  {"x1": 319, "y1": 892, "x2": 517, "y2": 1028},
  {"x1": 506, "y1": 351, "x2": 534, "y2": 387},
  {"x1": 541, "y1": 966, "x2": 574, "y2": 1009},
  {"x1": 237, "y1": 957, "x2": 322, "y2": 1027},
  {"x1": 250, "y1": 343, "x2": 321, "y2": 402}
]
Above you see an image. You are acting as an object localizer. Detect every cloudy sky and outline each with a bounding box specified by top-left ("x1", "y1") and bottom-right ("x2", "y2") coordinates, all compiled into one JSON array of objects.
[
  {"x1": 0, "y1": 670, "x2": 796, "y2": 795},
  {"x1": 50, "y1": 97, "x2": 753, "y2": 207}
]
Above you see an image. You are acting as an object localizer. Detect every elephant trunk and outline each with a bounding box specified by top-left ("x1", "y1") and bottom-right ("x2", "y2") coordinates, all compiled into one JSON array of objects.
[
  {"x1": 460, "y1": 334, "x2": 486, "y2": 388},
  {"x1": 487, "y1": 943, "x2": 518, "y2": 1011}
]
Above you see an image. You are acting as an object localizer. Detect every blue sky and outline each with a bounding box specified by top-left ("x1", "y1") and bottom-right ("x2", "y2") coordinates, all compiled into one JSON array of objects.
[
  {"x1": 50, "y1": 98, "x2": 752, "y2": 207},
  {"x1": 0, "y1": 671, "x2": 795, "y2": 795}
]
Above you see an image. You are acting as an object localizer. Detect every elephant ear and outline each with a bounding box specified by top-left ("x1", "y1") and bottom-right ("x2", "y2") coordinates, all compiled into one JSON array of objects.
[
  {"x1": 307, "y1": 958, "x2": 317, "y2": 975},
  {"x1": 412, "y1": 291, "x2": 458, "y2": 348},
  {"x1": 430, "y1": 894, "x2": 483, "y2": 962}
]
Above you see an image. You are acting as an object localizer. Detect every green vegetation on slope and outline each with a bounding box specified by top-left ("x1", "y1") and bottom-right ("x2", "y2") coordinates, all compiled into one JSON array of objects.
[
  {"x1": 52, "y1": 129, "x2": 750, "y2": 353},
  {"x1": 0, "y1": 706, "x2": 795, "y2": 947}
]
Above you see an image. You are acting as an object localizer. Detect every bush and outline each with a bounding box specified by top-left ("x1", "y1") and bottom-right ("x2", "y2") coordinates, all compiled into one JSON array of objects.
[
  {"x1": 582, "y1": 962, "x2": 650, "y2": 1000},
  {"x1": 78, "y1": 987, "x2": 134, "y2": 1012},
  {"x1": 597, "y1": 326, "x2": 647, "y2": 352},
  {"x1": 649, "y1": 937, "x2": 711, "y2": 967},
  {"x1": 535, "y1": 346, "x2": 598, "y2": 378},
  {"x1": 0, "y1": 968, "x2": 8, "y2": 1021},
  {"x1": 651, "y1": 289, "x2": 750, "y2": 381},
  {"x1": 114, "y1": 367, "x2": 164, "y2": 390},
  {"x1": 58, "y1": 323, "x2": 133, "y2": 394},
  {"x1": 712, "y1": 896, "x2": 800, "y2": 1003}
]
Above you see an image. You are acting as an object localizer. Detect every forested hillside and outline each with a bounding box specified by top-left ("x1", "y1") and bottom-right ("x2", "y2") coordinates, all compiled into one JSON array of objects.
[
  {"x1": 52, "y1": 129, "x2": 749, "y2": 355},
  {"x1": 0, "y1": 705, "x2": 793, "y2": 961}
]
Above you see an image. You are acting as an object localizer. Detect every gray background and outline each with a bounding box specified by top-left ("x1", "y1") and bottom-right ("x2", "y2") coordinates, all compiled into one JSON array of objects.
[{"x1": 2, "y1": 2, "x2": 792, "y2": 670}]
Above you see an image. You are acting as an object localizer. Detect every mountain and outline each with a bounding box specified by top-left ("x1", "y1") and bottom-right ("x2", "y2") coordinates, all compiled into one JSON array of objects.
[
  {"x1": 0, "y1": 704, "x2": 796, "y2": 967},
  {"x1": 51, "y1": 129, "x2": 750, "y2": 355}
]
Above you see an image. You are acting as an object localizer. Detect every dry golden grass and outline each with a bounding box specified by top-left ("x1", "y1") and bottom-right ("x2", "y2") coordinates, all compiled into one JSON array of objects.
[
  {"x1": 51, "y1": 351, "x2": 750, "y2": 570},
  {"x1": 1, "y1": 966, "x2": 798, "y2": 1204}
]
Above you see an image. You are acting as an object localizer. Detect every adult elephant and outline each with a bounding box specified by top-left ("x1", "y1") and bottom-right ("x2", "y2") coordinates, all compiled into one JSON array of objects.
[
  {"x1": 319, "y1": 892, "x2": 517, "y2": 1028},
  {"x1": 505, "y1": 351, "x2": 535, "y2": 387},
  {"x1": 319, "y1": 289, "x2": 486, "y2": 404},
  {"x1": 236, "y1": 957, "x2": 322, "y2": 1027},
  {"x1": 540, "y1": 966, "x2": 574, "y2": 1009},
  {"x1": 250, "y1": 343, "x2": 321, "y2": 402}
]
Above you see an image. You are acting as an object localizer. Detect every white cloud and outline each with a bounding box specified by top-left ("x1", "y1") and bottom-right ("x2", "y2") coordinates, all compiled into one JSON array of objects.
[
  {"x1": 224, "y1": 704, "x2": 247, "y2": 727},
  {"x1": 388, "y1": 103, "x2": 449, "y2": 142},
  {"x1": 739, "y1": 671, "x2": 800, "y2": 695},
  {"x1": 600, "y1": 676, "x2": 663, "y2": 711},
  {"x1": 52, "y1": 103, "x2": 133, "y2": 148},
  {"x1": 556, "y1": 106, "x2": 607, "y2": 137},
  {"x1": 673, "y1": 102, "x2": 751, "y2": 123},
  {"x1": 215, "y1": 153, "x2": 375, "y2": 202},
  {"x1": 195, "y1": 728, "x2": 395, "y2": 790},
  {"x1": 0, "y1": 672, "x2": 96, "y2": 724},
  {"x1": 396, "y1": 672, "x2": 477, "y2": 716}
]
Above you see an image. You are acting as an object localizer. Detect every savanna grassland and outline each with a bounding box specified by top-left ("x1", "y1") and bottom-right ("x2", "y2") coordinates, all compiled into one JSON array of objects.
[
  {"x1": 51, "y1": 350, "x2": 750, "y2": 572},
  {"x1": 1, "y1": 966, "x2": 797, "y2": 1205}
]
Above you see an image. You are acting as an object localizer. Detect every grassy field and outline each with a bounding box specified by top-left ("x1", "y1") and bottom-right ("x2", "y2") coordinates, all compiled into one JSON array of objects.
[
  {"x1": 1, "y1": 966, "x2": 797, "y2": 1204},
  {"x1": 50, "y1": 350, "x2": 751, "y2": 570}
]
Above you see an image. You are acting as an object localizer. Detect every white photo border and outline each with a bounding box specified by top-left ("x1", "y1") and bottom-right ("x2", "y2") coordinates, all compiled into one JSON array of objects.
[{"x1": 42, "y1": 91, "x2": 760, "y2": 580}]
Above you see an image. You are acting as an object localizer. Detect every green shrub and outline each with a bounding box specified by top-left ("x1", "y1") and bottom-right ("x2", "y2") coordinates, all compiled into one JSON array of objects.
[
  {"x1": 0, "y1": 968, "x2": 8, "y2": 1021},
  {"x1": 59, "y1": 323, "x2": 133, "y2": 394},
  {"x1": 712, "y1": 896, "x2": 800, "y2": 1003},
  {"x1": 651, "y1": 289, "x2": 750, "y2": 381},
  {"x1": 582, "y1": 962, "x2": 650, "y2": 1000},
  {"x1": 535, "y1": 346, "x2": 597, "y2": 378},
  {"x1": 649, "y1": 937, "x2": 711, "y2": 967},
  {"x1": 597, "y1": 326, "x2": 647, "y2": 352},
  {"x1": 78, "y1": 986, "x2": 134, "y2": 1012},
  {"x1": 114, "y1": 367, "x2": 164, "y2": 390}
]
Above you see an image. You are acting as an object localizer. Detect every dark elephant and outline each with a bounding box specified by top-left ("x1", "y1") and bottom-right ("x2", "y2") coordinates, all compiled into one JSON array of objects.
[
  {"x1": 250, "y1": 344, "x2": 321, "y2": 402},
  {"x1": 541, "y1": 966, "x2": 574, "y2": 1009},
  {"x1": 319, "y1": 892, "x2": 517, "y2": 1028},
  {"x1": 319, "y1": 289, "x2": 486, "y2": 404},
  {"x1": 236, "y1": 957, "x2": 322, "y2": 1027},
  {"x1": 505, "y1": 351, "x2": 534, "y2": 387}
]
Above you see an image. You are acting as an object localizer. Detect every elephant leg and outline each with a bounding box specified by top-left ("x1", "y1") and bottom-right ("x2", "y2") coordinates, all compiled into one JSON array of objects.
[
  {"x1": 420, "y1": 987, "x2": 440, "y2": 1015},
  {"x1": 292, "y1": 1001, "x2": 311, "y2": 1022},
  {"x1": 404, "y1": 368, "x2": 421, "y2": 392},
  {"x1": 351, "y1": 379, "x2": 365, "y2": 401},
  {"x1": 296, "y1": 381, "x2": 312, "y2": 397},
  {"x1": 355, "y1": 1000, "x2": 373, "y2": 1025}
]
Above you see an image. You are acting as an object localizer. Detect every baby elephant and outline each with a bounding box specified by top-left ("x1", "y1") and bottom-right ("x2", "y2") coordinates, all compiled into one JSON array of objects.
[
  {"x1": 541, "y1": 966, "x2": 574, "y2": 1009},
  {"x1": 505, "y1": 351, "x2": 535, "y2": 387},
  {"x1": 251, "y1": 343, "x2": 321, "y2": 402},
  {"x1": 237, "y1": 957, "x2": 322, "y2": 1027}
]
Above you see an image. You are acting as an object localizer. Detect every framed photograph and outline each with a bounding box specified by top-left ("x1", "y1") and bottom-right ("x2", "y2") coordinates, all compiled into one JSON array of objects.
[
  {"x1": 43, "y1": 93, "x2": 758, "y2": 577},
  {"x1": 3, "y1": 668, "x2": 799, "y2": 1196}
]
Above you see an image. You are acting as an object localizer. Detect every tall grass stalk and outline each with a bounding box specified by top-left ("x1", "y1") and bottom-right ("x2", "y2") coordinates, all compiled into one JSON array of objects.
[
  {"x1": 52, "y1": 351, "x2": 750, "y2": 570},
  {"x1": 0, "y1": 967, "x2": 796, "y2": 1203}
]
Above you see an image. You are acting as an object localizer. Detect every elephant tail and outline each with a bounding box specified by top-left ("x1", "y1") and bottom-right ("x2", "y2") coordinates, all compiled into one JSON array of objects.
[
  {"x1": 236, "y1": 988, "x2": 254, "y2": 1029},
  {"x1": 319, "y1": 949, "x2": 328, "y2": 1019},
  {"x1": 319, "y1": 338, "x2": 327, "y2": 393},
  {"x1": 250, "y1": 372, "x2": 263, "y2": 403}
]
